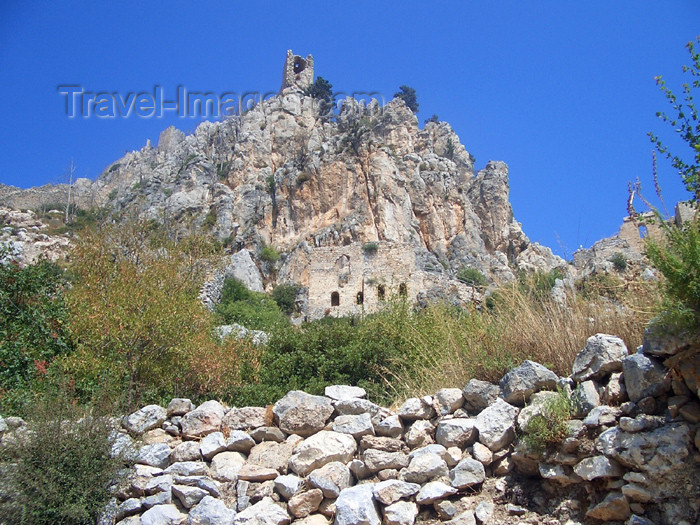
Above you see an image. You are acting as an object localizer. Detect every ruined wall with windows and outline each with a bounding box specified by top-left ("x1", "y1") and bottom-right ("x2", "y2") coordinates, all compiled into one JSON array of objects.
[
  {"x1": 304, "y1": 242, "x2": 417, "y2": 319},
  {"x1": 293, "y1": 242, "x2": 479, "y2": 320}
]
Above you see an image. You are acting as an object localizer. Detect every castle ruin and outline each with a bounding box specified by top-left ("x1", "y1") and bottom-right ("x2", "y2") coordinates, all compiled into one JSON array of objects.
[{"x1": 281, "y1": 50, "x2": 314, "y2": 92}]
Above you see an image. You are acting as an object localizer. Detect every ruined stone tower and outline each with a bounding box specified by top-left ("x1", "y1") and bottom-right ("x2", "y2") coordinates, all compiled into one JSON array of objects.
[{"x1": 281, "y1": 50, "x2": 314, "y2": 92}]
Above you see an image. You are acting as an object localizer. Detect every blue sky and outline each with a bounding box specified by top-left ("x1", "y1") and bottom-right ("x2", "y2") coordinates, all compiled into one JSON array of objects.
[{"x1": 1, "y1": 2, "x2": 698, "y2": 258}]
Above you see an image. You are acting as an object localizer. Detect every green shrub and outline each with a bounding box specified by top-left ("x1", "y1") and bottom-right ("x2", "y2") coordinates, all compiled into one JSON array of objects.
[
  {"x1": 646, "y1": 216, "x2": 700, "y2": 333},
  {"x1": 216, "y1": 278, "x2": 288, "y2": 331},
  {"x1": 610, "y1": 252, "x2": 628, "y2": 272},
  {"x1": 516, "y1": 268, "x2": 565, "y2": 302},
  {"x1": 0, "y1": 255, "x2": 73, "y2": 414},
  {"x1": 203, "y1": 208, "x2": 217, "y2": 230},
  {"x1": 456, "y1": 266, "x2": 487, "y2": 289},
  {"x1": 446, "y1": 137, "x2": 455, "y2": 159},
  {"x1": 0, "y1": 398, "x2": 128, "y2": 524},
  {"x1": 362, "y1": 242, "x2": 379, "y2": 255},
  {"x1": 272, "y1": 283, "x2": 301, "y2": 315},
  {"x1": 575, "y1": 272, "x2": 624, "y2": 301},
  {"x1": 266, "y1": 174, "x2": 275, "y2": 193},
  {"x1": 232, "y1": 304, "x2": 416, "y2": 406},
  {"x1": 296, "y1": 172, "x2": 311, "y2": 186},
  {"x1": 63, "y1": 218, "x2": 223, "y2": 409},
  {"x1": 523, "y1": 389, "x2": 572, "y2": 452},
  {"x1": 260, "y1": 244, "x2": 280, "y2": 263}
]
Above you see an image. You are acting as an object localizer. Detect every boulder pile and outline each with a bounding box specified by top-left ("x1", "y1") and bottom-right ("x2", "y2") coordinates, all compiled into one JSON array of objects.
[{"x1": 2, "y1": 333, "x2": 698, "y2": 525}]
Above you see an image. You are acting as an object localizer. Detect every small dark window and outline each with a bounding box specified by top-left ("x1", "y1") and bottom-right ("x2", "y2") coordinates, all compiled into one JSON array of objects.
[
  {"x1": 356, "y1": 291, "x2": 364, "y2": 305},
  {"x1": 377, "y1": 285, "x2": 386, "y2": 301},
  {"x1": 331, "y1": 291, "x2": 340, "y2": 307},
  {"x1": 399, "y1": 283, "x2": 407, "y2": 297}
]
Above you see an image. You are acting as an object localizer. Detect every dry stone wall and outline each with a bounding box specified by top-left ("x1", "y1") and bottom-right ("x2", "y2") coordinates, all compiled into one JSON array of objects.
[{"x1": 3, "y1": 332, "x2": 695, "y2": 525}]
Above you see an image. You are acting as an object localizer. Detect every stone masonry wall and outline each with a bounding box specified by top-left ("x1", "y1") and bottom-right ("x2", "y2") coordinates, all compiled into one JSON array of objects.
[{"x1": 2, "y1": 330, "x2": 695, "y2": 525}]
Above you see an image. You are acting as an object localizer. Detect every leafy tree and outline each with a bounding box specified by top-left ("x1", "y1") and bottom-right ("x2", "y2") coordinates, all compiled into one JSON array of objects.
[
  {"x1": 304, "y1": 76, "x2": 334, "y2": 117},
  {"x1": 63, "y1": 218, "x2": 223, "y2": 407},
  {"x1": 394, "y1": 85, "x2": 419, "y2": 113},
  {"x1": 648, "y1": 36, "x2": 700, "y2": 201},
  {"x1": 0, "y1": 253, "x2": 72, "y2": 403},
  {"x1": 424, "y1": 114, "x2": 439, "y2": 125},
  {"x1": 272, "y1": 283, "x2": 301, "y2": 315}
]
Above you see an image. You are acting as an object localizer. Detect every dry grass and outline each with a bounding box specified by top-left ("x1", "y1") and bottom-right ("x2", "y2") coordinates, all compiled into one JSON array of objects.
[{"x1": 384, "y1": 272, "x2": 660, "y2": 400}]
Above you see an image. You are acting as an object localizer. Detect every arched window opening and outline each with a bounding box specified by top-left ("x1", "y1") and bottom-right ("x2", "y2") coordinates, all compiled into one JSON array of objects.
[
  {"x1": 356, "y1": 291, "x2": 364, "y2": 305},
  {"x1": 331, "y1": 291, "x2": 340, "y2": 307},
  {"x1": 399, "y1": 282, "x2": 407, "y2": 297},
  {"x1": 377, "y1": 285, "x2": 386, "y2": 301},
  {"x1": 639, "y1": 225, "x2": 648, "y2": 239}
]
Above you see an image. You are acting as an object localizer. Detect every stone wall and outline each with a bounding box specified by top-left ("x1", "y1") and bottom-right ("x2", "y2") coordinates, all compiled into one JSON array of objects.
[
  {"x1": 281, "y1": 50, "x2": 314, "y2": 92},
  {"x1": 2, "y1": 330, "x2": 696, "y2": 524},
  {"x1": 289, "y1": 242, "x2": 479, "y2": 320}
]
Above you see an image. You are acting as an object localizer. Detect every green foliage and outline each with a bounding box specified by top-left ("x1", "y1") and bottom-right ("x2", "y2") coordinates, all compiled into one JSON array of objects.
[
  {"x1": 232, "y1": 303, "x2": 419, "y2": 406},
  {"x1": 216, "y1": 278, "x2": 288, "y2": 331},
  {"x1": 394, "y1": 85, "x2": 419, "y2": 113},
  {"x1": 642, "y1": 37, "x2": 700, "y2": 337},
  {"x1": 456, "y1": 266, "x2": 487, "y2": 289},
  {"x1": 648, "y1": 36, "x2": 700, "y2": 201},
  {"x1": 266, "y1": 174, "x2": 276, "y2": 193},
  {"x1": 203, "y1": 207, "x2": 217, "y2": 230},
  {"x1": 445, "y1": 137, "x2": 455, "y2": 159},
  {"x1": 304, "y1": 76, "x2": 334, "y2": 117},
  {"x1": 610, "y1": 252, "x2": 628, "y2": 272},
  {"x1": 260, "y1": 244, "x2": 280, "y2": 263},
  {"x1": 523, "y1": 389, "x2": 573, "y2": 452},
  {"x1": 516, "y1": 268, "x2": 565, "y2": 302},
  {"x1": 362, "y1": 242, "x2": 379, "y2": 255},
  {"x1": 575, "y1": 272, "x2": 624, "y2": 301},
  {"x1": 424, "y1": 114, "x2": 439, "y2": 125},
  {"x1": 216, "y1": 161, "x2": 231, "y2": 181},
  {"x1": 0, "y1": 256, "x2": 73, "y2": 412},
  {"x1": 62, "y1": 218, "x2": 223, "y2": 408},
  {"x1": 272, "y1": 283, "x2": 301, "y2": 315},
  {"x1": 0, "y1": 398, "x2": 127, "y2": 525},
  {"x1": 646, "y1": 217, "x2": 700, "y2": 333},
  {"x1": 296, "y1": 172, "x2": 312, "y2": 186}
]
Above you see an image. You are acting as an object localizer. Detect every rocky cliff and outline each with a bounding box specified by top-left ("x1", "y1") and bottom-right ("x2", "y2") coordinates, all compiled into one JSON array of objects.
[{"x1": 0, "y1": 53, "x2": 566, "y2": 312}]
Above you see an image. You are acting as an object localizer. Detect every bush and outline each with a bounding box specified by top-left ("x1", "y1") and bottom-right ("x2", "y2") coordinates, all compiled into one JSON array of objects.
[
  {"x1": 0, "y1": 398, "x2": 127, "y2": 524},
  {"x1": 646, "y1": 217, "x2": 700, "y2": 333},
  {"x1": 0, "y1": 255, "x2": 73, "y2": 413},
  {"x1": 456, "y1": 266, "x2": 487, "y2": 289},
  {"x1": 216, "y1": 278, "x2": 288, "y2": 331},
  {"x1": 610, "y1": 252, "x2": 628, "y2": 272},
  {"x1": 296, "y1": 172, "x2": 311, "y2": 186},
  {"x1": 272, "y1": 283, "x2": 301, "y2": 315},
  {"x1": 362, "y1": 242, "x2": 379, "y2": 255},
  {"x1": 232, "y1": 304, "x2": 416, "y2": 406},
  {"x1": 62, "y1": 218, "x2": 223, "y2": 408},
  {"x1": 260, "y1": 244, "x2": 280, "y2": 263},
  {"x1": 523, "y1": 389, "x2": 572, "y2": 452}
]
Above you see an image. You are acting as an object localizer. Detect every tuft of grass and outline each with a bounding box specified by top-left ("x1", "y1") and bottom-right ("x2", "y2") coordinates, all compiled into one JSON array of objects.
[
  {"x1": 362, "y1": 242, "x2": 379, "y2": 255},
  {"x1": 610, "y1": 252, "x2": 628, "y2": 272}
]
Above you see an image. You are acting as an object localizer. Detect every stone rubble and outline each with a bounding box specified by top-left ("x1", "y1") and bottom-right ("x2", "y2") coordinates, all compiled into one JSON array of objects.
[{"x1": 1, "y1": 333, "x2": 698, "y2": 525}]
